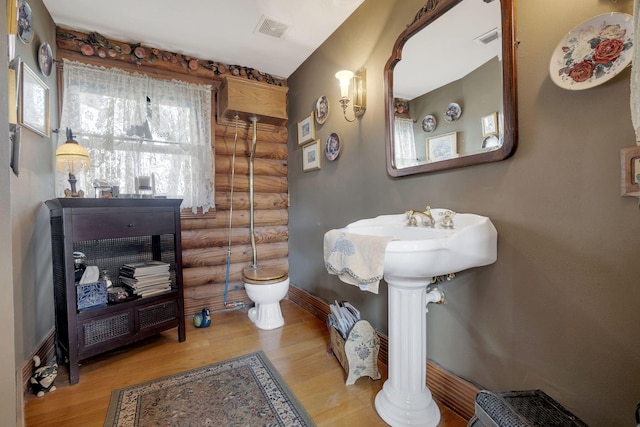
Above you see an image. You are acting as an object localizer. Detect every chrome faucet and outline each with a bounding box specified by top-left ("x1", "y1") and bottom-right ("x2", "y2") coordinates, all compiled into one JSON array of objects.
[{"x1": 406, "y1": 206, "x2": 435, "y2": 227}]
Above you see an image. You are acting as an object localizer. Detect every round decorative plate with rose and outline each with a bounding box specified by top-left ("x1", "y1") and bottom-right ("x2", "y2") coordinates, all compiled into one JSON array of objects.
[{"x1": 550, "y1": 13, "x2": 633, "y2": 90}]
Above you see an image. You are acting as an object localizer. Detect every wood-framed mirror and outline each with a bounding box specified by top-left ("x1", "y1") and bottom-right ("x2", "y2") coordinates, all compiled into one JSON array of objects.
[{"x1": 385, "y1": 0, "x2": 517, "y2": 177}]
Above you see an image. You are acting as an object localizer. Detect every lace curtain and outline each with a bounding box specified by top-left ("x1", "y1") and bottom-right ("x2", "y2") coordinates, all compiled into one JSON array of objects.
[
  {"x1": 393, "y1": 117, "x2": 419, "y2": 168},
  {"x1": 59, "y1": 59, "x2": 214, "y2": 213}
]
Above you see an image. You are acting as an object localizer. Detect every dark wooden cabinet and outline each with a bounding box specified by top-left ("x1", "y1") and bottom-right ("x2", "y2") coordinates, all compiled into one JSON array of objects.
[{"x1": 46, "y1": 198, "x2": 186, "y2": 384}]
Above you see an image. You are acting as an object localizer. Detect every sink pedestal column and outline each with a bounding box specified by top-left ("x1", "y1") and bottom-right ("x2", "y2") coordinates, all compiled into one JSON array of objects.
[{"x1": 374, "y1": 277, "x2": 440, "y2": 427}]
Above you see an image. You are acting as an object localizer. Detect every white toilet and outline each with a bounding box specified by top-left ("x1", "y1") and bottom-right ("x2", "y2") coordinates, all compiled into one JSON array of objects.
[{"x1": 243, "y1": 266, "x2": 289, "y2": 330}]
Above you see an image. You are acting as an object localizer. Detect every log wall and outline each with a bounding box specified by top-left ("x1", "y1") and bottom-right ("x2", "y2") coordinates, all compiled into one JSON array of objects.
[
  {"x1": 56, "y1": 29, "x2": 289, "y2": 316},
  {"x1": 182, "y1": 120, "x2": 289, "y2": 314}
]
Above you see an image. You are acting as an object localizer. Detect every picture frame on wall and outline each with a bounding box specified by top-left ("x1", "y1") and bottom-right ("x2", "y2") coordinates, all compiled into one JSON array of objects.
[
  {"x1": 620, "y1": 146, "x2": 640, "y2": 197},
  {"x1": 8, "y1": 57, "x2": 21, "y2": 125},
  {"x1": 297, "y1": 112, "x2": 315, "y2": 145},
  {"x1": 302, "y1": 140, "x2": 321, "y2": 172},
  {"x1": 19, "y1": 62, "x2": 50, "y2": 137},
  {"x1": 7, "y1": 0, "x2": 18, "y2": 36},
  {"x1": 481, "y1": 112, "x2": 498, "y2": 137},
  {"x1": 427, "y1": 132, "x2": 457, "y2": 161}
]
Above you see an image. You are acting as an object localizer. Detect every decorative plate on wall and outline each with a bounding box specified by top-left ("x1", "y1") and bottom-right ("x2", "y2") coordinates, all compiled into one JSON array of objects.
[
  {"x1": 482, "y1": 135, "x2": 501, "y2": 149},
  {"x1": 443, "y1": 103, "x2": 461, "y2": 122},
  {"x1": 421, "y1": 115, "x2": 437, "y2": 133},
  {"x1": 315, "y1": 95, "x2": 329, "y2": 124},
  {"x1": 325, "y1": 132, "x2": 341, "y2": 161},
  {"x1": 17, "y1": 0, "x2": 33, "y2": 44},
  {"x1": 38, "y1": 42, "x2": 53, "y2": 77},
  {"x1": 549, "y1": 12, "x2": 633, "y2": 90}
]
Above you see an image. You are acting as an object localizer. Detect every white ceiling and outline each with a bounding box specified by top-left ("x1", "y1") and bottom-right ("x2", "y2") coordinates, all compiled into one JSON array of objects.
[{"x1": 42, "y1": 0, "x2": 365, "y2": 79}]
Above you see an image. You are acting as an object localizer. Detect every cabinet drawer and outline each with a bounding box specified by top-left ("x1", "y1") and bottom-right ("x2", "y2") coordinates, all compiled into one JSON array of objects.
[
  {"x1": 137, "y1": 300, "x2": 178, "y2": 330},
  {"x1": 79, "y1": 310, "x2": 134, "y2": 349},
  {"x1": 73, "y1": 211, "x2": 175, "y2": 240}
]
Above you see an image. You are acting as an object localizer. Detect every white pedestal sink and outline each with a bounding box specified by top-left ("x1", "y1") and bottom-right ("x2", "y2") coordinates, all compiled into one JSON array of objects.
[{"x1": 342, "y1": 210, "x2": 497, "y2": 427}]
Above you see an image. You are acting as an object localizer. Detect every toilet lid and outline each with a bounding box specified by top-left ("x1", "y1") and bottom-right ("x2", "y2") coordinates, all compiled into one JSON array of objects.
[{"x1": 243, "y1": 266, "x2": 288, "y2": 284}]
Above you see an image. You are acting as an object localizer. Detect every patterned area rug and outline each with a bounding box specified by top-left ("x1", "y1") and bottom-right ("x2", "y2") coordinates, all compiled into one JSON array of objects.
[{"x1": 104, "y1": 351, "x2": 316, "y2": 426}]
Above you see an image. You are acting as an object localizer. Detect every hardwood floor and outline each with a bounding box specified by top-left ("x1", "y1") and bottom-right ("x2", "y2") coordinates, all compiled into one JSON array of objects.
[{"x1": 24, "y1": 300, "x2": 468, "y2": 426}]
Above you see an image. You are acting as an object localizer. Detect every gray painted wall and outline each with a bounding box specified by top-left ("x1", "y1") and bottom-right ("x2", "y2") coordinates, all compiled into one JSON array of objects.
[
  {"x1": 3, "y1": 0, "x2": 57, "y2": 423},
  {"x1": 1, "y1": 0, "x2": 18, "y2": 424},
  {"x1": 12, "y1": 0, "x2": 57, "y2": 361},
  {"x1": 287, "y1": 0, "x2": 640, "y2": 425}
]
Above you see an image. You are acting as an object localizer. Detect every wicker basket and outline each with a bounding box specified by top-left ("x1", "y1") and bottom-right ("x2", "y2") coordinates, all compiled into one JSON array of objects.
[{"x1": 329, "y1": 319, "x2": 381, "y2": 385}]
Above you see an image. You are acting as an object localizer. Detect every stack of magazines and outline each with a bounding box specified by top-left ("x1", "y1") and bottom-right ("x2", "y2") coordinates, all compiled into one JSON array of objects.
[
  {"x1": 328, "y1": 301, "x2": 360, "y2": 340},
  {"x1": 119, "y1": 261, "x2": 172, "y2": 298}
]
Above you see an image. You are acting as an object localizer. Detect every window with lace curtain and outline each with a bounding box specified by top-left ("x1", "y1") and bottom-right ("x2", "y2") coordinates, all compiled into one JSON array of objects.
[
  {"x1": 394, "y1": 117, "x2": 419, "y2": 168},
  {"x1": 58, "y1": 59, "x2": 214, "y2": 214}
]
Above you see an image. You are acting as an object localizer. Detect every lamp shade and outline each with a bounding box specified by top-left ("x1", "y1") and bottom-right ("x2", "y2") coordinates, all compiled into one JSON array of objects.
[
  {"x1": 335, "y1": 70, "x2": 354, "y2": 98},
  {"x1": 55, "y1": 129, "x2": 89, "y2": 174}
]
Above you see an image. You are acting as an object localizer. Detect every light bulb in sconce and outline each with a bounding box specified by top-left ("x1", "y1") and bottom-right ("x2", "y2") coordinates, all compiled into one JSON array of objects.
[
  {"x1": 335, "y1": 69, "x2": 353, "y2": 99},
  {"x1": 56, "y1": 128, "x2": 90, "y2": 198},
  {"x1": 335, "y1": 69, "x2": 366, "y2": 122}
]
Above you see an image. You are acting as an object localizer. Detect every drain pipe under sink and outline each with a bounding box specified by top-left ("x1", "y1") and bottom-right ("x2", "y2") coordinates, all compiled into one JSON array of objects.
[{"x1": 425, "y1": 287, "x2": 445, "y2": 312}]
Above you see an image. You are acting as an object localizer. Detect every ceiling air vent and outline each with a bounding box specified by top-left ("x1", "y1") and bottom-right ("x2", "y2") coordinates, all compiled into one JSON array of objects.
[
  {"x1": 475, "y1": 28, "x2": 500, "y2": 45},
  {"x1": 255, "y1": 16, "x2": 290, "y2": 39}
]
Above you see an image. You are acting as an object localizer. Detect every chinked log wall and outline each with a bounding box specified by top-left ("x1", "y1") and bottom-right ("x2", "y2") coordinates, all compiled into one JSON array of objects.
[
  {"x1": 56, "y1": 29, "x2": 289, "y2": 316},
  {"x1": 181, "y1": 122, "x2": 289, "y2": 314}
]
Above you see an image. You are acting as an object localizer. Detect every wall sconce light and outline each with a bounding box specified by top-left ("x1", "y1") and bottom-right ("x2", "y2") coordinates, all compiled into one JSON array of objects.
[
  {"x1": 56, "y1": 128, "x2": 90, "y2": 198},
  {"x1": 335, "y1": 68, "x2": 366, "y2": 122}
]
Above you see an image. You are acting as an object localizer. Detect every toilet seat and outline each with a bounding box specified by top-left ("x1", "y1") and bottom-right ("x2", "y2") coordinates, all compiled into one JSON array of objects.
[{"x1": 243, "y1": 266, "x2": 288, "y2": 285}]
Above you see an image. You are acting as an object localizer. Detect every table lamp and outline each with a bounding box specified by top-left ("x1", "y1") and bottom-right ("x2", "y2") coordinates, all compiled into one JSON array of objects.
[{"x1": 56, "y1": 128, "x2": 90, "y2": 198}]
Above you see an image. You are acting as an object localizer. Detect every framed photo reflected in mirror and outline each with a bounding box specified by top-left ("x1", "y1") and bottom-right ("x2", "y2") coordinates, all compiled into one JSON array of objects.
[
  {"x1": 427, "y1": 132, "x2": 457, "y2": 161},
  {"x1": 481, "y1": 112, "x2": 498, "y2": 137}
]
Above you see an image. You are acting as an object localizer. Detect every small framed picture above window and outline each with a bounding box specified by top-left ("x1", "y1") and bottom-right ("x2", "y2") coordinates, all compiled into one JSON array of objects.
[
  {"x1": 481, "y1": 112, "x2": 498, "y2": 137},
  {"x1": 302, "y1": 140, "x2": 321, "y2": 172},
  {"x1": 297, "y1": 112, "x2": 315, "y2": 145}
]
